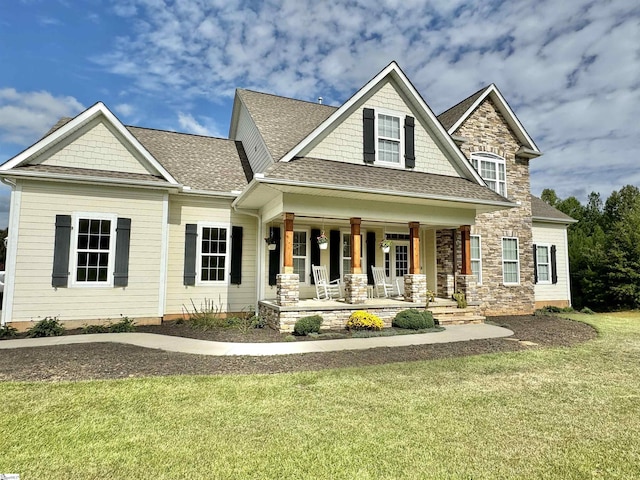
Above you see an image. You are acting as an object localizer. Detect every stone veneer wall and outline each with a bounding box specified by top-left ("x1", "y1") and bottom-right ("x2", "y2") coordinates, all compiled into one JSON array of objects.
[
  {"x1": 453, "y1": 97, "x2": 535, "y2": 315},
  {"x1": 259, "y1": 302, "x2": 421, "y2": 333},
  {"x1": 436, "y1": 229, "x2": 455, "y2": 298}
]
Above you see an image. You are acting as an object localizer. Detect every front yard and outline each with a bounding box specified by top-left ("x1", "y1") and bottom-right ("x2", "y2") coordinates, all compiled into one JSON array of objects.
[{"x1": 0, "y1": 312, "x2": 639, "y2": 478}]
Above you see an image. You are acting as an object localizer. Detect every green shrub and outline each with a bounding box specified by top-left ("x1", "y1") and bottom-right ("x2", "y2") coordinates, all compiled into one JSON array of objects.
[
  {"x1": 284, "y1": 335, "x2": 296, "y2": 342},
  {"x1": 452, "y1": 291, "x2": 467, "y2": 309},
  {"x1": 0, "y1": 324, "x2": 18, "y2": 339},
  {"x1": 27, "y1": 317, "x2": 65, "y2": 338},
  {"x1": 294, "y1": 315, "x2": 323, "y2": 336},
  {"x1": 109, "y1": 316, "x2": 136, "y2": 333},
  {"x1": 346, "y1": 311, "x2": 383, "y2": 331},
  {"x1": 534, "y1": 305, "x2": 567, "y2": 316},
  {"x1": 393, "y1": 309, "x2": 435, "y2": 330},
  {"x1": 183, "y1": 298, "x2": 227, "y2": 330},
  {"x1": 581, "y1": 307, "x2": 595, "y2": 315},
  {"x1": 82, "y1": 324, "x2": 110, "y2": 334}
]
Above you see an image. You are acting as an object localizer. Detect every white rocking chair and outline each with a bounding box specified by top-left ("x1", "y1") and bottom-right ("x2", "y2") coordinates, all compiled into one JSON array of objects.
[
  {"x1": 312, "y1": 265, "x2": 342, "y2": 300},
  {"x1": 371, "y1": 266, "x2": 401, "y2": 298}
]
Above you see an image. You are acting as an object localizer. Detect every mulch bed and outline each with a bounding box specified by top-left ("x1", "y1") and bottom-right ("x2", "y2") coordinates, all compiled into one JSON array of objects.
[{"x1": 0, "y1": 315, "x2": 596, "y2": 382}]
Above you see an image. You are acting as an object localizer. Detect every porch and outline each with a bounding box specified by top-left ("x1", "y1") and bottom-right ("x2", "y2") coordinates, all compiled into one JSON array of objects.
[{"x1": 259, "y1": 296, "x2": 485, "y2": 333}]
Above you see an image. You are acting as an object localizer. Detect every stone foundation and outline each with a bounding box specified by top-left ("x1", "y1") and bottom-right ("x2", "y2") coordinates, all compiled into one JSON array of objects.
[
  {"x1": 404, "y1": 274, "x2": 427, "y2": 303},
  {"x1": 344, "y1": 274, "x2": 368, "y2": 304},
  {"x1": 259, "y1": 300, "x2": 425, "y2": 333},
  {"x1": 276, "y1": 273, "x2": 299, "y2": 306},
  {"x1": 455, "y1": 274, "x2": 478, "y2": 303}
]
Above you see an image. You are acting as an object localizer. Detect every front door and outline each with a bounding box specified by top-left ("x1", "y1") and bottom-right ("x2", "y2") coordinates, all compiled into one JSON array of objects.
[{"x1": 386, "y1": 241, "x2": 409, "y2": 293}]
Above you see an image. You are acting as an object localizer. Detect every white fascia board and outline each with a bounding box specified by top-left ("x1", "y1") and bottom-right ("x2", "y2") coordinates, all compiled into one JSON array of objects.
[
  {"x1": 253, "y1": 175, "x2": 515, "y2": 209},
  {"x1": 230, "y1": 178, "x2": 261, "y2": 208},
  {"x1": 280, "y1": 61, "x2": 486, "y2": 186},
  {"x1": 0, "y1": 102, "x2": 180, "y2": 185},
  {"x1": 532, "y1": 216, "x2": 578, "y2": 224},
  {"x1": 0, "y1": 170, "x2": 180, "y2": 191},
  {"x1": 448, "y1": 85, "x2": 540, "y2": 153}
]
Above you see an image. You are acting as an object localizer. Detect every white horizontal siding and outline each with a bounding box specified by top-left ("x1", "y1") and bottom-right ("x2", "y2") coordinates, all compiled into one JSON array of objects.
[
  {"x1": 165, "y1": 195, "x2": 258, "y2": 315},
  {"x1": 307, "y1": 80, "x2": 461, "y2": 177},
  {"x1": 235, "y1": 102, "x2": 273, "y2": 174},
  {"x1": 10, "y1": 180, "x2": 165, "y2": 322},
  {"x1": 532, "y1": 222, "x2": 571, "y2": 303}
]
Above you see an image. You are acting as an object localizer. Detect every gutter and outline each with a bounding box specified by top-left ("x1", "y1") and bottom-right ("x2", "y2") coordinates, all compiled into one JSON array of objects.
[
  {"x1": 532, "y1": 216, "x2": 578, "y2": 224},
  {"x1": 250, "y1": 175, "x2": 516, "y2": 209}
]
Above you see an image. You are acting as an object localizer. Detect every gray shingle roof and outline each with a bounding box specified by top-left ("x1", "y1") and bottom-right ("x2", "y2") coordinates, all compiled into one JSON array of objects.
[
  {"x1": 437, "y1": 86, "x2": 490, "y2": 131},
  {"x1": 127, "y1": 127, "x2": 252, "y2": 192},
  {"x1": 13, "y1": 164, "x2": 168, "y2": 183},
  {"x1": 265, "y1": 157, "x2": 509, "y2": 204},
  {"x1": 237, "y1": 89, "x2": 336, "y2": 161},
  {"x1": 531, "y1": 195, "x2": 576, "y2": 223}
]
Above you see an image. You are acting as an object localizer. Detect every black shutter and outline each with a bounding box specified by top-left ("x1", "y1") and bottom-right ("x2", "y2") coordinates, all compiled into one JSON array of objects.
[
  {"x1": 230, "y1": 226, "x2": 243, "y2": 285},
  {"x1": 533, "y1": 244, "x2": 538, "y2": 284},
  {"x1": 405, "y1": 115, "x2": 415, "y2": 168},
  {"x1": 551, "y1": 245, "x2": 558, "y2": 284},
  {"x1": 113, "y1": 218, "x2": 131, "y2": 287},
  {"x1": 363, "y1": 108, "x2": 375, "y2": 164},
  {"x1": 366, "y1": 231, "x2": 376, "y2": 285},
  {"x1": 268, "y1": 227, "x2": 281, "y2": 286},
  {"x1": 183, "y1": 224, "x2": 197, "y2": 286},
  {"x1": 52, "y1": 214, "x2": 72, "y2": 287},
  {"x1": 310, "y1": 228, "x2": 321, "y2": 284},
  {"x1": 330, "y1": 230, "x2": 341, "y2": 281}
]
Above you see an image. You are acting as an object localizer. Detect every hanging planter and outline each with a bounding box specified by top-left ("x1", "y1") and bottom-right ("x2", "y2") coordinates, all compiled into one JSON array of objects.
[
  {"x1": 380, "y1": 239, "x2": 392, "y2": 254},
  {"x1": 317, "y1": 231, "x2": 328, "y2": 250},
  {"x1": 265, "y1": 236, "x2": 277, "y2": 251}
]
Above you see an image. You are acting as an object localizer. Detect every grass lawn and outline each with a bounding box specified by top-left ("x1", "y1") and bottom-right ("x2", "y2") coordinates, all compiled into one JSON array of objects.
[{"x1": 1, "y1": 312, "x2": 639, "y2": 479}]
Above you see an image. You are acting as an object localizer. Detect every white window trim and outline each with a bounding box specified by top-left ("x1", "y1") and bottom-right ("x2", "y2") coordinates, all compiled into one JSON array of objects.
[
  {"x1": 293, "y1": 228, "x2": 310, "y2": 285},
  {"x1": 340, "y1": 229, "x2": 366, "y2": 277},
  {"x1": 70, "y1": 212, "x2": 118, "y2": 288},
  {"x1": 471, "y1": 152, "x2": 507, "y2": 197},
  {"x1": 471, "y1": 234, "x2": 482, "y2": 285},
  {"x1": 535, "y1": 243, "x2": 552, "y2": 285},
  {"x1": 501, "y1": 236, "x2": 520, "y2": 286},
  {"x1": 375, "y1": 108, "x2": 405, "y2": 167},
  {"x1": 196, "y1": 222, "x2": 230, "y2": 285}
]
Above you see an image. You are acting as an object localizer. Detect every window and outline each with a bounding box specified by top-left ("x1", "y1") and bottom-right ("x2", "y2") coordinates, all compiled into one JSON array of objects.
[
  {"x1": 197, "y1": 224, "x2": 228, "y2": 283},
  {"x1": 293, "y1": 230, "x2": 309, "y2": 284},
  {"x1": 471, "y1": 152, "x2": 506, "y2": 196},
  {"x1": 71, "y1": 214, "x2": 116, "y2": 285},
  {"x1": 536, "y1": 244, "x2": 551, "y2": 284},
  {"x1": 502, "y1": 237, "x2": 520, "y2": 285},
  {"x1": 471, "y1": 235, "x2": 482, "y2": 284},
  {"x1": 377, "y1": 112, "x2": 402, "y2": 164}
]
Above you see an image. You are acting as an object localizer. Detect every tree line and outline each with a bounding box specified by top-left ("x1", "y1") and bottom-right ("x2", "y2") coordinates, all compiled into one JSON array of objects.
[{"x1": 541, "y1": 185, "x2": 640, "y2": 311}]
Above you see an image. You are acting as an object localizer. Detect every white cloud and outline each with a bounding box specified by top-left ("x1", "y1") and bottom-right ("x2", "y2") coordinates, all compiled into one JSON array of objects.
[
  {"x1": 177, "y1": 112, "x2": 222, "y2": 138},
  {"x1": 114, "y1": 103, "x2": 135, "y2": 117},
  {"x1": 0, "y1": 89, "x2": 84, "y2": 145},
  {"x1": 92, "y1": 0, "x2": 639, "y2": 200}
]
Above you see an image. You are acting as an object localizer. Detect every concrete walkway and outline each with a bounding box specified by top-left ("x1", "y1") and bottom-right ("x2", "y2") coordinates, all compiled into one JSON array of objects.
[{"x1": 0, "y1": 324, "x2": 513, "y2": 356}]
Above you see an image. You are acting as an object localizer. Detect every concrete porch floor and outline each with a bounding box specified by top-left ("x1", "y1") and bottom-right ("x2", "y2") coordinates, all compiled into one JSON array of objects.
[{"x1": 261, "y1": 296, "x2": 458, "y2": 312}]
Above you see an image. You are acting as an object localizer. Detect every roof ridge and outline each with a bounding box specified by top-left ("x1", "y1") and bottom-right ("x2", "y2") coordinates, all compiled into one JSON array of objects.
[{"x1": 237, "y1": 88, "x2": 338, "y2": 109}]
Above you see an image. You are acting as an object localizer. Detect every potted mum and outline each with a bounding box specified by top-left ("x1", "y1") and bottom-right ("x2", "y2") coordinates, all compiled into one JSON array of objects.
[
  {"x1": 380, "y1": 239, "x2": 392, "y2": 253},
  {"x1": 317, "y1": 231, "x2": 328, "y2": 250}
]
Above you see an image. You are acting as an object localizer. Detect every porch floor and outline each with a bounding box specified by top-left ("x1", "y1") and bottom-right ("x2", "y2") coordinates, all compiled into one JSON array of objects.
[{"x1": 261, "y1": 296, "x2": 457, "y2": 312}]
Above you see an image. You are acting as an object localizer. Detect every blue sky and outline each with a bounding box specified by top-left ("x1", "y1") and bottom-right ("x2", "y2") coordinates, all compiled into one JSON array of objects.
[{"x1": 1, "y1": 0, "x2": 638, "y2": 228}]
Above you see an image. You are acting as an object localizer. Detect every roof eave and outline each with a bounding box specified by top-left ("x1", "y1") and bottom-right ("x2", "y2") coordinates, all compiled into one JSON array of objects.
[{"x1": 533, "y1": 215, "x2": 578, "y2": 224}]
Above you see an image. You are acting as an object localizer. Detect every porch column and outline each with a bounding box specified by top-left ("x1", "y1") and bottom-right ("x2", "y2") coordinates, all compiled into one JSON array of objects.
[
  {"x1": 460, "y1": 225, "x2": 472, "y2": 275},
  {"x1": 409, "y1": 221, "x2": 420, "y2": 274},
  {"x1": 345, "y1": 217, "x2": 367, "y2": 304},
  {"x1": 350, "y1": 217, "x2": 362, "y2": 274},
  {"x1": 283, "y1": 212, "x2": 295, "y2": 274}
]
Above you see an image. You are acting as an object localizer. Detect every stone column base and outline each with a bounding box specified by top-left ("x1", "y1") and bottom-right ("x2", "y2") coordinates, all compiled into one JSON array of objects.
[
  {"x1": 276, "y1": 273, "x2": 299, "y2": 306},
  {"x1": 455, "y1": 274, "x2": 477, "y2": 303},
  {"x1": 344, "y1": 274, "x2": 368, "y2": 304},
  {"x1": 404, "y1": 274, "x2": 427, "y2": 303}
]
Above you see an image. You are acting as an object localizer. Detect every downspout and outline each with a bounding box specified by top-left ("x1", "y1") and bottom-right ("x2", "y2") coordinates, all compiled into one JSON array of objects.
[
  {"x1": 0, "y1": 177, "x2": 17, "y2": 326},
  {"x1": 232, "y1": 205, "x2": 262, "y2": 316}
]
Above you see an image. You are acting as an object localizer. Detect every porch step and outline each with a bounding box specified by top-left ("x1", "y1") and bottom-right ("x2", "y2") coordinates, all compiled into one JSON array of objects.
[{"x1": 427, "y1": 302, "x2": 485, "y2": 326}]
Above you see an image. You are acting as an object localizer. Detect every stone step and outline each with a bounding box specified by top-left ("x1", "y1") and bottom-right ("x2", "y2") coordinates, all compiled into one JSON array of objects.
[{"x1": 436, "y1": 315, "x2": 486, "y2": 325}]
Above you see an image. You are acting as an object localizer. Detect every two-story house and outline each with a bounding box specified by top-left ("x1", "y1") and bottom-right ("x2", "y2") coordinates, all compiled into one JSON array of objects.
[{"x1": 0, "y1": 62, "x2": 574, "y2": 332}]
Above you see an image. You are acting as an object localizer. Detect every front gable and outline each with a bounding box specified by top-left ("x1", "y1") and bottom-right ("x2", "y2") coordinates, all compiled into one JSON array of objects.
[
  {"x1": 306, "y1": 79, "x2": 463, "y2": 177},
  {"x1": 0, "y1": 102, "x2": 178, "y2": 185}
]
